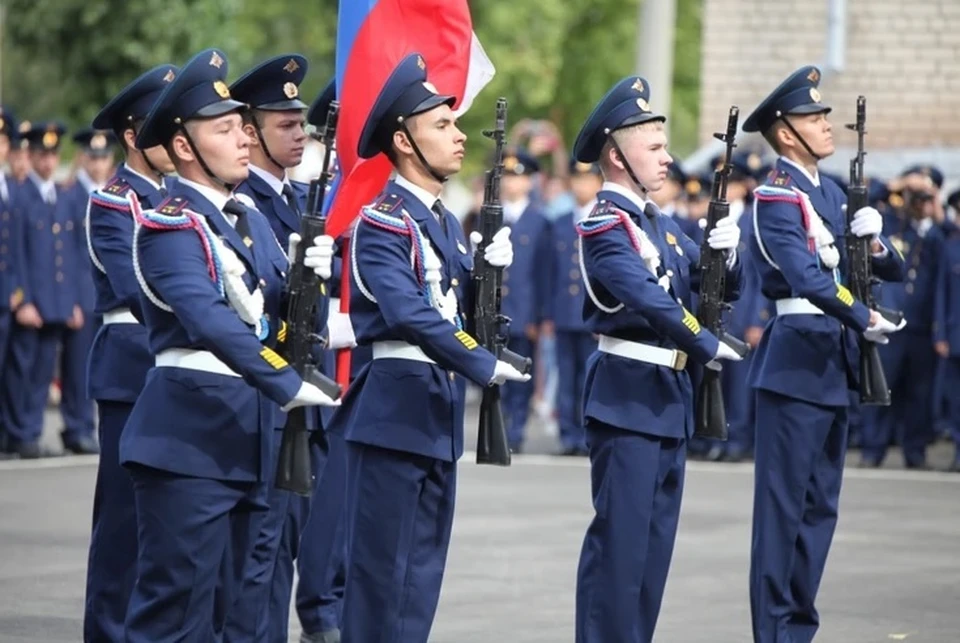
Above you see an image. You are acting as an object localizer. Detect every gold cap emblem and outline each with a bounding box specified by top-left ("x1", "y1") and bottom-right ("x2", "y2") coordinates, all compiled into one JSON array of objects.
[
  {"x1": 90, "y1": 133, "x2": 107, "y2": 150},
  {"x1": 283, "y1": 82, "x2": 299, "y2": 99},
  {"x1": 209, "y1": 51, "x2": 225, "y2": 69},
  {"x1": 631, "y1": 78, "x2": 645, "y2": 93},
  {"x1": 163, "y1": 69, "x2": 176, "y2": 83},
  {"x1": 809, "y1": 88, "x2": 821, "y2": 103},
  {"x1": 575, "y1": 161, "x2": 594, "y2": 173},
  {"x1": 19, "y1": 121, "x2": 30, "y2": 134},
  {"x1": 807, "y1": 68, "x2": 820, "y2": 83},
  {"x1": 748, "y1": 152, "x2": 762, "y2": 170},
  {"x1": 283, "y1": 58, "x2": 300, "y2": 74},
  {"x1": 42, "y1": 131, "x2": 59, "y2": 149},
  {"x1": 417, "y1": 55, "x2": 426, "y2": 70},
  {"x1": 686, "y1": 179, "x2": 701, "y2": 195},
  {"x1": 0, "y1": 118, "x2": 5, "y2": 131},
  {"x1": 213, "y1": 80, "x2": 231, "y2": 99},
  {"x1": 637, "y1": 98, "x2": 650, "y2": 111},
  {"x1": 503, "y1": 156, "x2": 518, "y2": 172}
]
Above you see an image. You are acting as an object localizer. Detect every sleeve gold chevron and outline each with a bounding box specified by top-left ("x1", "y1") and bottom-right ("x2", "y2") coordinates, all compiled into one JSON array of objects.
[
  {"x1": 277, "y1": 321, "x2": 288, "y2": 343},
  {"x1": 681, "y1": 308, "x2": 701, "y2": 334},
  {"x1": 454, "y1": 329, "x2": 479, "y2": 350},
  {"x1": 835, "y1": 284, "x2": 855, "y2": 306},
  {"x1": 260, "y1": 346, "x2": 289, "y2": 370}
]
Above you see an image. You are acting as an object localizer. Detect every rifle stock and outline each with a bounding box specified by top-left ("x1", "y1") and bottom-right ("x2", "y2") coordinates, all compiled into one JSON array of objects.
[
  {"x1": 275, "y1": 101, "x2": 344, "y2": 496},
  {"x1": 694, "y1": 106, "x2": 750, "y2": 441}
]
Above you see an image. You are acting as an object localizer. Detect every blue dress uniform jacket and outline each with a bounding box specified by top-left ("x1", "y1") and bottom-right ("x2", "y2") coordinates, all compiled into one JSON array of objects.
[
  {"x1": 934, "y1": 226, "x2": 960, "y2": 460},
  {"x1": 746, "y1": 159, "x2": 904, "y2": 643},
  {"x1": 82, "y1": 166, "x2": 167, "y2": 643},
  {"x1": 578, "y1": 190, "x2": 741, "y2": 440},
  {"x1": 748, "y1": 160, "x2": 904, "y2": 406},
  {"x1": 236, "y1": 170, "x2": 308, "y2": 248},
  {"x1": 501, "y1": 202, "x2": 550, "y2": 333},
  {"x1": 0, "y1": 178, "x2": 21, "y2": 379},
  {"x1": 120, "y1": 181, "x2": 302, "y2": 482},
  {"x1": 86, "y1": 167, "x2": 169, "y2": 402},
  {"x1": 328, "y1": 180, "x2": 498, "y2": 461}
]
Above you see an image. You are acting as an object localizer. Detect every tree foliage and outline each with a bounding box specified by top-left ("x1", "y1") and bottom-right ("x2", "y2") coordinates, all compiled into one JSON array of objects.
[{"x1": 2, "y1": 0, "x2": 703, "y2": 165}]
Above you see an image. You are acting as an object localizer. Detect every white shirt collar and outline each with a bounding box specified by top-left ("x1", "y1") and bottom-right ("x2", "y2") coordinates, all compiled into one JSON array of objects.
[
  {"x1": 601, "y1": 180, "x2": 649, "y2": 212},
  {"x1": 76, "y1": 169, "x2": 102, "y2": 194},
  {"x1": 574, "y1": 199, "x2": 596, "y2": 223},
  {"x1": 249, "y1": 163, "x2": 289, "y2": 197},
  {"x1": 395, "y1": 173, "x2": 441, "y2": 211},
  {"x1": 779, "y1": 156, "x2": 820, "y2": 187},
  {"x1": 503, "y1": 197, "x2": 530, "y2": 224},
  {"x1": 177, "y1": 177, "x2": 232, "y2": 214},
  {"x1": 28, "y1": 170, "x2": 55, "y2": 195},
  {"x1": 123, "y1": 162, "x2": 164, "y2": 191}
]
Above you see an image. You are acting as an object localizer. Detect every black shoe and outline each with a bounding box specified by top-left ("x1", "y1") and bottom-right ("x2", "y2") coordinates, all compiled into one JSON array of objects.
[
  {"x1": 705, "y1": 445, "x2": 725, "y2": 462},
  {"x1": 858, "y1": 456, "x2": 882, "y2": 469},
  {"x1": 904, "y1": 459, "x2": 930, "y2": 471},
  {"x1": 63, "y1": 435, "x2": 100, "y2": 455},
  {"x1": 301, "y1": 629, "x2": 341, "y2": 643},
  {"x1": 15, "y1": 441, "x2": 44, "y2": 459}
]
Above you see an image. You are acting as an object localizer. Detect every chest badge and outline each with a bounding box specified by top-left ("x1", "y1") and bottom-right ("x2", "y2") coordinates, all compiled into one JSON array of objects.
[{"x1": 665, "y1": 231, "x2": 682, "y2": 256}]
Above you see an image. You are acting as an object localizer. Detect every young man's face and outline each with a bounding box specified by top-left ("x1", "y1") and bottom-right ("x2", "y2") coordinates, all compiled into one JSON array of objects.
[
  {"x1": 178, "y1": 112, "x2": 250, "y2": 186},
  {"x1": 83, "y1": 152, "x2": 114, "y2": 184},
  {"x1": 250, "y1": 110, "x2": 308, "y2": 169},
  {"x1": 30, "y1": 150, "x2": 59, "y2": 180},
  {"x1": 401, "y1": 104, "x2": 466, "y2": 177},
  {"x1": 570, "y1": 171, "x2": 602, "y2": 206},
  {"x1": 781, "y1": 112, "x2": 834, "y2": 160},
  {"x1": 0, "y1": 135, "x2": 10, "y2": 166},
  {"x1": 615, "y1": 125, "x2": 672, "y2": 193}
]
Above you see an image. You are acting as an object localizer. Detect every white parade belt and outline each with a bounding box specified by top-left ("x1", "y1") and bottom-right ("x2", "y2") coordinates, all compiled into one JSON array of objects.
[
  {"x1": 597, "y1": 335, "x2": 688, "y2": 371},
  {"x1": 372, "y1": 340, "x2": 436, "y2": 365},
  {"x1": 155, "y1": 348, "x2": 240, "y2": 377},
  {"x1": 102, "y1": 308, "x2": 139, "y2": 325},
  {"x1": 775, "y1": 298, "x2": 825, "y2": 316}
]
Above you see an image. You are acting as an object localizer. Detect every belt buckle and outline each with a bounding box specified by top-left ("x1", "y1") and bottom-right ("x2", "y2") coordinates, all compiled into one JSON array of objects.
[{"x1": 671, "y1": 349, "x2": 688, "y2": 371}]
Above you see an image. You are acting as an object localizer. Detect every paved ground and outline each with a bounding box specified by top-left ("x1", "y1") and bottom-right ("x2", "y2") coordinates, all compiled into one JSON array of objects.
[{"x1": 0, "y1": 408, "x2": 958, "y2": 642}]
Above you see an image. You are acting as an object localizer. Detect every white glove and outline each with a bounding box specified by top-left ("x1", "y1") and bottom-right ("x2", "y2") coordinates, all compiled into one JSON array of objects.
[
  {"x1": 850, "y1": 206, "x2": 883, "y2": 239},
  {"x1": 423, "y1": 245, "x2": 442, "y2": 286},
  {"x1": 863, "y1": 312, "x2": 907, "y2": 345},
  {"x1": 281, "y1": 382, "x2": 341, "y2": 412},
  {"x1": 326, "y1": 310, "x2": 357, "y2": 350},
  {"x1": 304, "y1": 234, "x2": 335, "y2": 280},
  {"x1": 706, "y1": 216, "x2": 740, "y2": 252},
  {"x1": 286, "y1": 232, "x2": 301, "y2": 266},
  {"x1": 436, "y1": 287, "x2": 459, "y2": 323},
  {"x1": 489, "y1": 360, "x2": 531, "y2": 385},
  {"x1": 470, "y1": 227, "x2": 514, "y2": 268},
  {"x1": 704, "y1": 340, "x2": 744, "y2": 370}
]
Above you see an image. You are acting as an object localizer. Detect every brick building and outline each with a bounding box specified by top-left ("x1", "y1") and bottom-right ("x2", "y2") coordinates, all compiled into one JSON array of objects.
[{"x1": 695, "y1": 0, "x2": 960, "y2": 181}]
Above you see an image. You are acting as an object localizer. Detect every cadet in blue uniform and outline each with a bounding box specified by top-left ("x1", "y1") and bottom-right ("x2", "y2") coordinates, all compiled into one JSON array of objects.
[
  {"x1": 935, "y1": 199, "x2": 960, "y2": 470},
  {"x1": 498, "y1": 149, "x2": 550, "y2": 452},
  {"x1": 546, "y1": 159, "x2": 602, "y2": 455},
  {"x1": 327, "y1": 53, "x2": 527, "y2": 643},
  {"x1": 121, "y1": 48, "x2": 339, "y2": 642},
  {"x1": 743, "y1": 66, "x2": 905, "y2": 643},
  {"x1": 860, "y1": 165, "x2": 944, "y2": 469},
  {"x1": 2, "y1": 121, "x2": 94, "y2": 458},
  {"x1": 228, "y1": 55, "x2": 348, "y2": 643},
  {"x1": 572, "y1": 76, "x2": 744, "y2": 643},
  {"x1": 296, "y1": 79, "x2": 351, "y2": 643},
  {"x1": 0, "y1": 107, "x2": 22, "y2": 442},
  {"x1": 81, "y1": 63, "x2": 178, "y2": 643}
]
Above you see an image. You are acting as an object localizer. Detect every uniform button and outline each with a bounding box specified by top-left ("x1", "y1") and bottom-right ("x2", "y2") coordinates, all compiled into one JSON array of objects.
[
  {"x1": 569, "y1": 269, "x2": 580, "y2": 280},
  {"x1": 448, "y1": 372, "x2": 456, "y2": 382},
  {"x1": 55, "y1": 256, "x2": 63, "y2": 266},
  {"x1": 569, "y1": 284, "x2": 580, "y2": 296},
  {"x1": 56, "y1": 271, "x2": 64, "y2": 282},
  {"x1": 502, "y1": 285, "x2": 510, "y2": 297},
  {"x1": 667, "y1": 269, "x2": 674, "y2": 277},
  {"x1": 55, "y1": 240, "x2": 63, "y2": 250},
  {"x1": 451, "y1": 278, "x2": 459, "y2": 287},
  {"x1": 677, "y1": 297, "x2": 683, "y2": 304},
  {"x1": 907, "y1": 268, "x2": 916, "y2": 280},
  {"x1": 905, "y1": 283, "x2": 914, "y2": 295},
  {"x1": 259, "y1": 278, "x2": 266, "y2": 287},
  {"x1": 66, "y1": 220, "x2": 74, "y2": 231},
  {"x1": 571, "y1": 252, "x2": 579, "y2": 262},
  {"x1": 264, "y1": 313, "x2": 271, "y2": 321},
  {"x1": 52, "y1": 223, "x2": 61, "y2": 234}
]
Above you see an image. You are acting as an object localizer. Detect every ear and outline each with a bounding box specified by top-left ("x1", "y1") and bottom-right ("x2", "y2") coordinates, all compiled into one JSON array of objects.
[
  {"x1": 392, "y1": 128, "x2": 413, "y2": 157},
  {"x1": 607, "y1": 142, "x2": 625, "y2": 172},
  {"x1": 242, "y1": 122, "x2": 260, "y2": 148},
  {"x1": 171, "y1": 131, "x2": 195, "y2": 164},
  {"x1": 775, "y1": 122, "x2": 794, "y2": 152},
  {"x1": 123, "y1": 128, "x2": 137, "y2": 151}
]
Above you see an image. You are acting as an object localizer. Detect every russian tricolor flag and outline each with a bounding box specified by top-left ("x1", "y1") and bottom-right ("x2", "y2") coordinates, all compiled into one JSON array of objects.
[{"x1": 325, "y1": 0, "x2": 495, "y2": 238}]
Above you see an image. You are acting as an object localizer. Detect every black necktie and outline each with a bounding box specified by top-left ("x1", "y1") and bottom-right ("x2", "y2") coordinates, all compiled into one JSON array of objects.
[
  {"x1": 223, "y1": 199, "x2": 253, "y2": 246},
  {"x1": 282, "y1": 183, "x2": 301, "y2": 216},
  {"x1": 432, "y1": 200, "x2": 448, "y2": 237}
]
